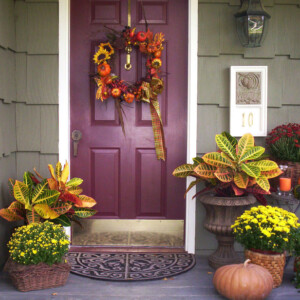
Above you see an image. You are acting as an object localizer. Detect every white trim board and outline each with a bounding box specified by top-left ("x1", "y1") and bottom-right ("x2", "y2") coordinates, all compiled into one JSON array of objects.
[
  {"x1": 59, "y1": 0, "x2": 70, "y2": 237},
  {"x1": 58, "y1": 0, "x2": 198, "y2": 253}
]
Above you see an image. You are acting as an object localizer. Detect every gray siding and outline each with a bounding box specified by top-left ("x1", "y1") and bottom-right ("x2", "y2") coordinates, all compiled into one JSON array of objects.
[
  {"x1": 0, "y1": 0, "x2": 58, "y2": 268},
  {"x1": 196, "y1": 1, "x2": 300, "y2": 254},
  {"x1": 0, "y1": 0, "x2": 17, "y2": 269},
  {"x1": 15, "y1": 0, "x2": 59, "y2": 178}
]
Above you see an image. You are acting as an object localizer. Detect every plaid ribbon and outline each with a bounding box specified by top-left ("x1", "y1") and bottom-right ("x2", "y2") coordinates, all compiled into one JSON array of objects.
[{"x1": 150, "y1": 97, "x2": 166, "y2": 161}]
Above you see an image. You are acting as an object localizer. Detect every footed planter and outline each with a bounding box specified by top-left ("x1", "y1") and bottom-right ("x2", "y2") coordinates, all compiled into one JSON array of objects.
[
  {"x1": 200, "y1": 193, "x2": 256, "y2": 269},
  {"x1": 5, "y1": 259, "x2": 70, "y2": 292}
]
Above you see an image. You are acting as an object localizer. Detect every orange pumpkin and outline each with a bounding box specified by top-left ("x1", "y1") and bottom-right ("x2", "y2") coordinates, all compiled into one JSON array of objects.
[
  {"x1": 213, "y1": 259, "x2": 273, "y2": 300},
  {"x1": 124, "y1": 92, "x2": 134, "y2": 103},
  {"x1": 97, "y1": 62, "x2": 111, "y2": 77},
  {"x1": 111, "y1": 88, "x2": 121, "y2": 98}
]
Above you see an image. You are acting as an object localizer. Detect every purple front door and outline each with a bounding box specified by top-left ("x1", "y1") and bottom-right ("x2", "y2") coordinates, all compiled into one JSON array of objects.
[{"x1": 70, "y1": 0, "x2": 188, "y2": 220}]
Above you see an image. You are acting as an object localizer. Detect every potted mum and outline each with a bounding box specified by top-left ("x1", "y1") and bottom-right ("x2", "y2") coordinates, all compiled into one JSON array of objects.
[
  {"x1": 232, "y1": 205, "x2": 300, "y2": 288},
  {"x1": 266, "y1": 123, "x2": 300, "y2": 186},
  {"x1": 173, "y1": 132, "x2": 281, "y2": 269},
  {"x1": 5, "y1": 221, "x2": 70, "y2": 291}
]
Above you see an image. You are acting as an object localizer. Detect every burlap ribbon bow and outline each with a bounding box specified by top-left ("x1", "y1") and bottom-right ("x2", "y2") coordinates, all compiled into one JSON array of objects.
[{"x1": 139, "y1": 79, "x2": 166, "y2": 161}]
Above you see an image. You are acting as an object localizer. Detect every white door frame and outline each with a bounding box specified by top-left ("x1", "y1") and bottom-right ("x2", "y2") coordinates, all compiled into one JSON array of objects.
[{"x1": 58, "y1": 0, "x2": 198, "y2": 253}]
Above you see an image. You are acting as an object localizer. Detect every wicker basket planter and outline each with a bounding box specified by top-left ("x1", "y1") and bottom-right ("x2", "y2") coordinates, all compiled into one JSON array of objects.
[
  {"x1": 245, "y1": 249, "x2": 285, "y2": 288},
  {"x1": 5, "y1": 259, "x2": 70, "y2": 292}
]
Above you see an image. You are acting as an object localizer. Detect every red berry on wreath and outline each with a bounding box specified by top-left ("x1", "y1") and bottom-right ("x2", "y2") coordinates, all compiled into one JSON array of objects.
[
  {"x1": 136, "y1": 31, "x2": 147, "y2": 42},
  {"x1": 111, "y1": 88, "x2": 121, "y2": 98},
  {"x1": 102, "y1": 86, "x2": 109, "y2": 100},
  {"x1": 147, "y1": 43, "x2": 157, "y2": 53},
  {"x1": 151, "y1": 58, "x2": 162, "y2": 69},
  {"x1": 150, "y1": 68, "x2": 157, "y2": 75},
  {"x1": 124, "y1": 92, "x2": 135, "y2": 103},
  {"x1": 139, "y1": 42, "x2": 147, "y2": 53},
  {"x1": 104, "y1": 76, "x2": 112, "y2": 85},
  {"x1": 154, "y1": 50, "x2": 162, "y2": 58},
  {"x1": 97, "y1": 62, "x2": 111, "y2": 77},
  {"x1": 129, "y1": 28, "x2": 136, "y2": 38}
]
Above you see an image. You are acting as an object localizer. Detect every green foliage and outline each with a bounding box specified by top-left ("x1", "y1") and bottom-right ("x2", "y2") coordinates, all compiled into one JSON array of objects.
[
  {"x1": 0, "y1": 161, "x2": 98, "y2": 226},
  {"x1": 290, "y1": 227, "x2": 300, "y2": 256},
  {"x1": 0, "y1": 173, "x2": 60, "y2": 224},
  {"x1": 294, "y1": 185, "x2": 300, "y2": 200},
  {"x1": 232, "y1": 206, "x2": 300, "y2": 253},
  {"x1": 172, "y1": 132, "x2": 281, "y2": 201},
  {"x1": 73, "y1": 207, "x2": 97, "y2": 218},
  {"x1": 289, "y1": 227, "x2": 300, "y2": 290},
  {"x1": 7, "y1": 221, "x2": 69, "y2": 266},
  {"x1": 293, "y1": 261, "x2": 300, "y2": 290},
  {"x1": 47, "y1": 161, "x2": 97, "y2": 225}
]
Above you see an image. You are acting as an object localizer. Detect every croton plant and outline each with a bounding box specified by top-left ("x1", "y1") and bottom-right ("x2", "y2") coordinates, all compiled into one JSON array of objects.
[
  {"x1": 173, "y1": 132, "x2": 282, "y2": 205},
  {"x1": 0, "y1": 162, "x2": 96, "y2": 226}
]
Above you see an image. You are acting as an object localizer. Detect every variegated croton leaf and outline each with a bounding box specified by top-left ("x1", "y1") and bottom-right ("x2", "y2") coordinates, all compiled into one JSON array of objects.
[
  {"x1": 172, "y1": 132, "x2": 281, "y2": 204},
  {"x1": 73, "y1": 207, "x2": 97, "y2": 218},
  {"x1": 45, "y1": 161, "x2": 98, "y2": 221}
]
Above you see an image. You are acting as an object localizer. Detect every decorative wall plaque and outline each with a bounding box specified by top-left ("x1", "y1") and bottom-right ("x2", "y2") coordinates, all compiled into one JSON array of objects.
[{"x1": 230, "y1": 66, "x2": 268, "y2": 137}]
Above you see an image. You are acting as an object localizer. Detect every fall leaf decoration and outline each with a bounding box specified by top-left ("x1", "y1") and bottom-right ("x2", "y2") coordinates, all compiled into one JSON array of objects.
[{"x1": 93, "y1": 26, "x2": 166, "y2": 160}]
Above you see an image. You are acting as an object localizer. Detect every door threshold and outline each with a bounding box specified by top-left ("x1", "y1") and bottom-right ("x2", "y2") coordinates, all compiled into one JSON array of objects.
[
  {"x1": 69, "y1": 246, "x2": 186, "y2": 253},
  {"x1": 71, "y1": 219, "x2": 185, "y2": 248}
]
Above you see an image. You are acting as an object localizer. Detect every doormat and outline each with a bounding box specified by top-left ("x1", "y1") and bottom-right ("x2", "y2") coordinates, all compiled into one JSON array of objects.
[{"x1": 67, "y1": 252, "x2": 196, "y2": 281}]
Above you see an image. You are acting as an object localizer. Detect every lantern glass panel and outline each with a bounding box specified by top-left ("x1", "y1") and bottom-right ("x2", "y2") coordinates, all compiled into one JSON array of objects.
[{"x1": 236, "y1": 15, "x2": 268, "y2": 47}]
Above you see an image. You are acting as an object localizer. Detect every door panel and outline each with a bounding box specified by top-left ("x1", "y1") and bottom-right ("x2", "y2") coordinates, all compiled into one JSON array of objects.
[{"x1": 70, "y1": 0, "x2": 188, "y2": 221}]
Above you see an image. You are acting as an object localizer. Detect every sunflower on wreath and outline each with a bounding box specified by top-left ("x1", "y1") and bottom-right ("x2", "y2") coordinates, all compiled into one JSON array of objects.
[{"x1": 93, "y1": 26, "x2": 166, "y2": 161}]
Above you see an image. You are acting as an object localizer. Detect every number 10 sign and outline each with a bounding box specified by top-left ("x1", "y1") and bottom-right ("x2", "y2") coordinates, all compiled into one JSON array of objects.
[{"x1": 230, "y1": 66, "x2": 268, "y2": 137}]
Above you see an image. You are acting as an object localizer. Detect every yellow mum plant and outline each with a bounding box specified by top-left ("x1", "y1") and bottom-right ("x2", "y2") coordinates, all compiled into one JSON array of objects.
[
  {"x1": 7, "y1": 221, "x2": 69, "y2": 266},
  {"x1": 232, "y1": 206, "x2": 300, "y2": 253}
]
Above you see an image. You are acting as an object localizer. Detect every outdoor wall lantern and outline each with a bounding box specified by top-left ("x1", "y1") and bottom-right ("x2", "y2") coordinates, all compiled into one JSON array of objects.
[{"x1": 235, "y1": 0, "x2": 271, "y2": 48}]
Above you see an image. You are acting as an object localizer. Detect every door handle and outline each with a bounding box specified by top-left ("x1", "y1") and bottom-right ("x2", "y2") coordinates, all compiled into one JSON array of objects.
[{"x1": 72, "y1": 130, "x2": 82, "y2": 157}]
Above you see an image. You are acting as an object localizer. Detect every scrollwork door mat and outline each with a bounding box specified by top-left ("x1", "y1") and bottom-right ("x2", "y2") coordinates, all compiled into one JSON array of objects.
[{"x1": 67, "y1": 252, "x2": 196, "y2": 281}]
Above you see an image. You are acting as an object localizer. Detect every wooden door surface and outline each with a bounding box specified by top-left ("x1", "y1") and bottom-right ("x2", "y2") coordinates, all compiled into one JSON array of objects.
[{"x1": 70, "y1": 0, "x2": 188, "y2": 220}]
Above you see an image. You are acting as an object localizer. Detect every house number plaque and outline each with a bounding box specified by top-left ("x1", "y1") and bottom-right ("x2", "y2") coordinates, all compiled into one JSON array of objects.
[
  {"x1": 230, "y1": 66, "x2": 268, "y2": 137},
  {"x1": 242, "y1": 112, "x2": 254, "y2": 128}
]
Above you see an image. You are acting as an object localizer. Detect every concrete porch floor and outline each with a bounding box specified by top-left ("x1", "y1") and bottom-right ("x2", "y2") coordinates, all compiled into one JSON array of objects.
[{"x1": 0, "y1": 255, "x2": 299, "y2": 300}]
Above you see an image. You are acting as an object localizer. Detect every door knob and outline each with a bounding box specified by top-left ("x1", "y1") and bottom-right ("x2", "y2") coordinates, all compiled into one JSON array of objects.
[{"x1": 72, "y1": 130, "x2": 82, "y2": 157}]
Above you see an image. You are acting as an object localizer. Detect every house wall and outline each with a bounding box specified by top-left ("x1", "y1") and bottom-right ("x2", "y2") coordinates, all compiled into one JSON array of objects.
[
  {"x1": 0, "y1": 0, "x2": 58, "y2": 268},
  {"x1": 14, "y1": 0, "x2": 59, "y2": 179},
  {"x1": 196, "y1": 0, "x2": 300, "y2": 254},
  {"x1": 1, "y1": 0, "x2": 299, "y2": 262},
  {"x1": 0, "y1": 0, "x2": 18, "y2": 268}
]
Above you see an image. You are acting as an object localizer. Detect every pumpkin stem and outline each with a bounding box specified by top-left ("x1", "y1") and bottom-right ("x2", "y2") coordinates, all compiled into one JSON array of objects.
[{"x1": 243, "y1": 259, "x2": 251, "y2": 267}]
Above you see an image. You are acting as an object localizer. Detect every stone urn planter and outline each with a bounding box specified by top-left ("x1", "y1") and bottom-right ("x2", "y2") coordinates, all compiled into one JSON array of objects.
[{"x1": 200, "y1": 193, "x2": 256, "y2": 269}]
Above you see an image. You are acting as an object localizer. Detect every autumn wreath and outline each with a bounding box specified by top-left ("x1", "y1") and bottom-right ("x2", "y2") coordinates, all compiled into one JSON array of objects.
[{"x1": 93, "y1": 26, "x2": 166, "y2": 160}]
